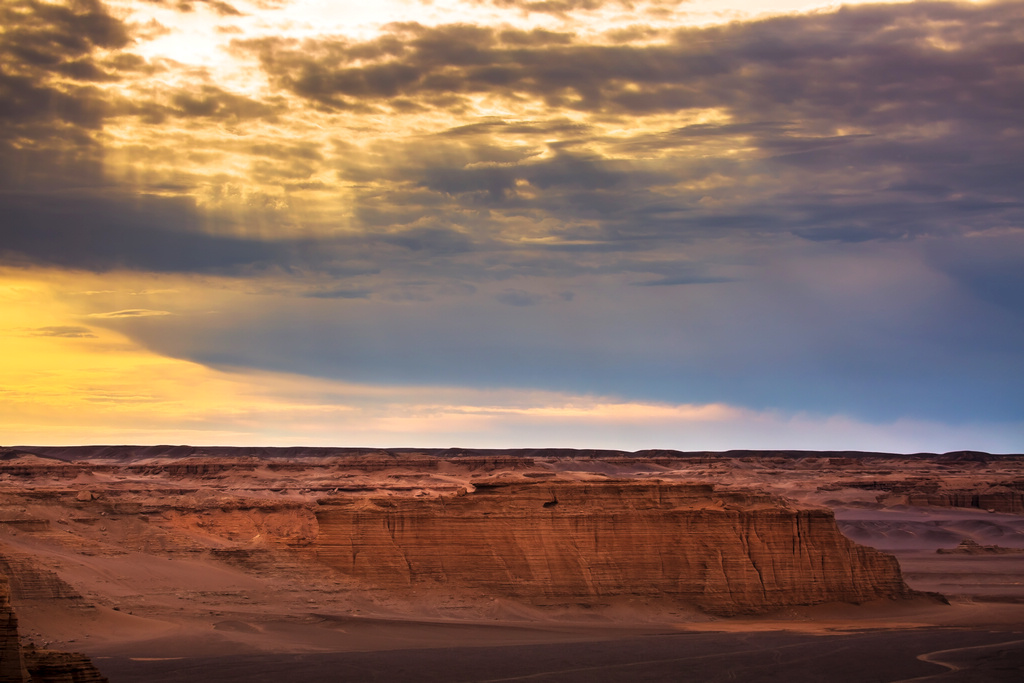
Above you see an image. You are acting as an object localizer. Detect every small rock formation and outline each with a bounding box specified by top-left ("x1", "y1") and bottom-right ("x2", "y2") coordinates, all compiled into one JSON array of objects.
[
  {"x1": 315, "y1": 480, "x2": 915, "y2": 614},
  {"x1": 1, "y1": 574, "x2": 30, "y2": 683},
  {"x1": 21, "y1": 646, "x2": 109, "y2": 683},
  {"x1": 0, "y1": 574, "x2": 107, "y2": 683},
  {"x1": 937, "y1": 539, "x2": 1024, "y2": 555}
]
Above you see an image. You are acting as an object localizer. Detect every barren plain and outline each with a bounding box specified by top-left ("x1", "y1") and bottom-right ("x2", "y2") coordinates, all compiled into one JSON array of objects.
[{"x1": 2, "y1": 447, "x2": 1023, "y2": 681}]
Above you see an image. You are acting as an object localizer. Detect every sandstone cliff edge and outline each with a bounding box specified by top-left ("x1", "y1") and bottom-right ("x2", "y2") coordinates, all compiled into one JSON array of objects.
[{"x1": 316, "y1": 480, "x2": 914, "y2": 614}]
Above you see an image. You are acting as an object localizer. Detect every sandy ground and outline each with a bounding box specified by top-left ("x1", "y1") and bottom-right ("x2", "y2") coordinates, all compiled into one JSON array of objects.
[
  {"x1": 12, "y1": 551, "x2": 1023, "y2": 683},
  {"x1": 92, "y1": 629, "x2": 1024, "y2": 683},
  {"x1": 3, "y1": 450, "x2": 1024, "y2": 681}
]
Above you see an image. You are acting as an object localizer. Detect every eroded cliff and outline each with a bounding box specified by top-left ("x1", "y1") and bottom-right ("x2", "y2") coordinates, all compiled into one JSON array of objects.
[
  {"x1": 1, "y1": 575, "x2": 30, "y2": 683},
  {"x1": 0, "y1": 574, "x2": 107, "y2": 683},
  {"x1": 315, "y1": 480, "x2": 913, "y2": 614}
]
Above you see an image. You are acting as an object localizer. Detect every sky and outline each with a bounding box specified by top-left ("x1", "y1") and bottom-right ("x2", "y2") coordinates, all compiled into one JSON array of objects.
[{"x1": 1, "y1": 0, "x2": 1022, "y2": 452}]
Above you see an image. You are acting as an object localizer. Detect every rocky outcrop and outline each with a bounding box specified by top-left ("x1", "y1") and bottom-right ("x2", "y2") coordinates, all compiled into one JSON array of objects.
[
  {"x1": 1, "y1": 575, "x2": 108, "y2": 683},
  {"x1": 22, "y1": 647, "x2": 108, "y2": 683},
  {"x1": 315, "y1": 481, "x2": 914, "y2": 614},
  {"x1": 905, "y1": 488, "x2": 1024, "y2": 514},
  {"x1": 937, "y1": 539, "x2": 1024, "y2": 555},
  {"x1": 1, "y1": 574, "x2": 30, "y2": 683},
  {"x1": 0, "y1": 554, "x2": 84, "y2": 602}
]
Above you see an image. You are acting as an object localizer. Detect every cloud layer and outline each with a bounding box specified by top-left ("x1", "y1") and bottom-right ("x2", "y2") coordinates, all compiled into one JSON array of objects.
[{"x1": 1, "y1": 0, "x2": 1022, "y2": 449}]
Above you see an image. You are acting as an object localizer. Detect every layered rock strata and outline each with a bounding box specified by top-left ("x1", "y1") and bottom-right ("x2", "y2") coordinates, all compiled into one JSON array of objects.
[
  {"x1": 315, "y1": 481, "x2": 914, "y2": 614},
  {"x1": 0, "y1": 554, "x2": 85, "y2": 602},
  {"x1": 21, "y1": 647, "x2": 109, "y2": 683},
  {"x1": 0, "y1": 574, "x2": 107, "y2": 683},
  {"x1": 1, "y1": 575, "x2": 30, "y2": 683},
  {"x1": 937, "y1": 539, "x2": 1024, "y2": 555}
]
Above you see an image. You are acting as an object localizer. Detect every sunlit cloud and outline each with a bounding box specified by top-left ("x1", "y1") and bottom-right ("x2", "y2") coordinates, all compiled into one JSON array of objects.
[
  {"x1": 26, "y1": 325, "x2": 97, "y2": 338},
  {"x1": 87, "y1": 309, "x2": 173, "y2": 318},
  {"x1": 1, "y1": 1, "x2": 1022, "y2": 451}
]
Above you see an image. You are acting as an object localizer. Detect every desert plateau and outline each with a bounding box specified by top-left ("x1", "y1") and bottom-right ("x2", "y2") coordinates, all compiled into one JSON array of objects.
[
  {"x1": 1, "y1": 446, "x2": 1023, "y2": 681},
  {"x1": 5, "y1": 0, "x2": 1024, "y2": 679}
]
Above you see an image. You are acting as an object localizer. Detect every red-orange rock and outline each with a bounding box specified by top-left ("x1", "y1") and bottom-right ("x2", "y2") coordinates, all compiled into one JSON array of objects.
[
  {"x1": 314, "y1": 481, "x2": 914, "y2": 614},
  {"x1": 0, "y1": 574, "x2": 30, "y2": 683},
  {"x1": 22, "y1": 646, "x2": 109, "y2": 683},
  {"x1": 2, "y1": 570, "x2": 107, "y2": 683}
]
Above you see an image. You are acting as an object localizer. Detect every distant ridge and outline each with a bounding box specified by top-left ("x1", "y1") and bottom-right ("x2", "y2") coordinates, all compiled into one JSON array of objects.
[{"x1": 6, "y1": 445, "x2": 1017, "y2": 462}]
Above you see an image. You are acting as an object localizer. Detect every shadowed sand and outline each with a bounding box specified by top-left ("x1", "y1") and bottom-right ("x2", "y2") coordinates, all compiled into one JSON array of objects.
[{"x1": 93, "y1": 628, "x2": 1024, "y2": 683}]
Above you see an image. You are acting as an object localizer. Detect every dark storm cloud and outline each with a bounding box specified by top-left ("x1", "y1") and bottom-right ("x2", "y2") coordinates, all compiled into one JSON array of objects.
[
  {"x1": 381, "y1": 227, "x2": 475, "y2": 255},
  {"x1": 0, "y1": 0, "x2": 130, "y2": 126},
  {"x1": 238, "y1": 1, "x2": 1024, "y2": 251},
  {"x1": 0, "y1": 191, "x2": 285, "y2": 273},
  {"x1": 0, "y1": 0, "x2": 129, "y2": 69},
  {"x1": 243, "y1": 2, "x2": 1024, "y2": 120},
  {"x1": 334, "y1": 133, "x2": 685, "y2": 249},
  {"x1": 414, "y1": 152, "x2": 647, "y2": 200},
  {"x1": 3, "y1": 0, "x2": 1023, "y2": 294},
  {"x1": 167, "y1": 84, "x2": 282, "y2": 120},
  {"x1": 103, "y1": 83, "x2": 289, "y2": 127},
  {"x1": 0, "y1": 73, "x2": 109, "y2": 128},
  {"x1": 0, "y1": 184, "x2": 491, "y2": 277}
]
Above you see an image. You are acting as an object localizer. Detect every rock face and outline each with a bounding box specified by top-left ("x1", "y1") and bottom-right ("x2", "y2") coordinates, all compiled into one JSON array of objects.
[
  {"x1": 937, "y1": 539, "x2": 1024, "y2": 555},
  {"x1": 21, "y1": 647, "x2": 109, "y2": 683},
  {"x1": 315, "y1": 481, "x2": 914, "y2": 614},
  {"x1": 0, "y1": 574, "x2": 108, "y2": 683},
  {"x1": 1, "y1": 574, "x2": 30, "y2": 683},
  {"x1": 0, "y1": 554, "x2": 85, "y2": 602},
  {"x1": 906, "y1": 488, "x2": 1024, "y2": 514}
]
